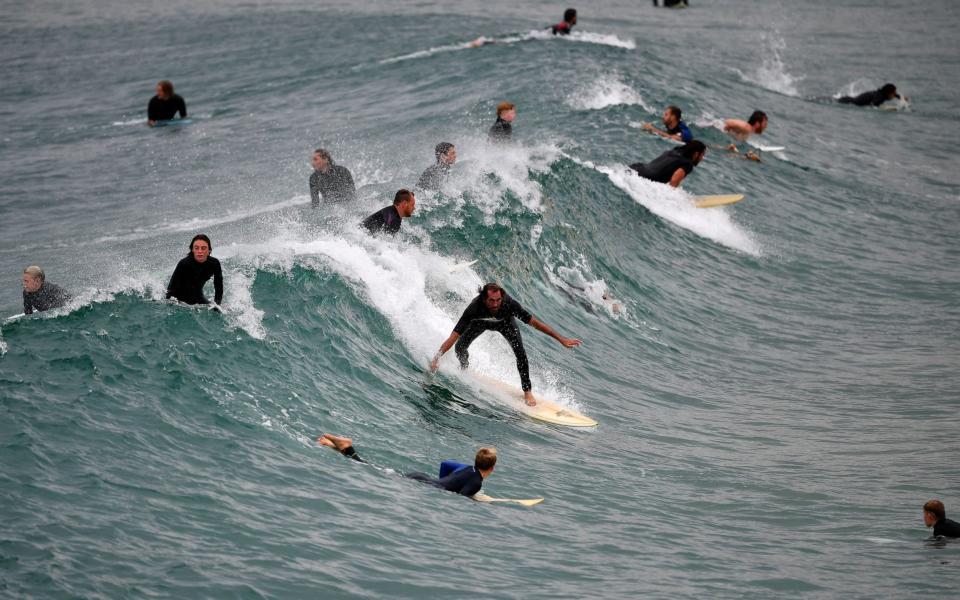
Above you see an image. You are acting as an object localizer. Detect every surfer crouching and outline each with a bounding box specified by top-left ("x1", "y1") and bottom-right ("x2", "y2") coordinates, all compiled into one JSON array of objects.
[
  {"x1": 429, "y1": 283, "x2": 582, "y2": 406},
  {"x1": 317, "y1": 434, "x2": 496, "y2": 497}
]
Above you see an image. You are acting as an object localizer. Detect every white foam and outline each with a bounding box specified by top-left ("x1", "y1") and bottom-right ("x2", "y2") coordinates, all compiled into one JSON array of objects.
[
  {"x1": 587, "y1": 160, "x2": 761, "y2": 255},
  {"x1": 567, "y1": 74, "x2": 653, "y2": 111},
  {"x1": 112, "y1": 118, "x2": 145, "y2": 126},
  {"x1": 735, "y1": 33, "x2": 802, "y2": 97}
]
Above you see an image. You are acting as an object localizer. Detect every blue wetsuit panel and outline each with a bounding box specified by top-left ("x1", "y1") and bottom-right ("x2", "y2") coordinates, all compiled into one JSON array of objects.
[{"x1": 439, "y1": 461, "x2": 470, "y2": 478}]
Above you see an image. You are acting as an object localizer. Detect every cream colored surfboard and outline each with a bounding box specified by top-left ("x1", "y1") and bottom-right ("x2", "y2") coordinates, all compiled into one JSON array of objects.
[
  {"x1": 694, "y1": 194, "x2": 745, "y2": 208},
  {"x1": 473, "y1": 492, "x2": 544, "y2": 506},
  {"x1": 468, "y1": 371, "x2": 598, "y2": 427}
]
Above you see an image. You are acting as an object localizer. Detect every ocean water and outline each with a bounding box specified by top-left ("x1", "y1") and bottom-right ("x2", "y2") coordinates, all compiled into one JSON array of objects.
[{"x1": 2, "y1": 0, "x2": 959, "y2": 597}]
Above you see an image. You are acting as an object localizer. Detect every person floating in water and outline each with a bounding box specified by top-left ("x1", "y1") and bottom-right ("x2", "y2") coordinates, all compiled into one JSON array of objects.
[
  {"x1": 318, "y1": 433, "x2": 496, "y2": 498},
  {"x1": 923, "y1": 499, "x2": 960, "y2": 538},
  {"x1": 489, "y1": 102, "x2": 515, "y2": 142},
  {"x1": 21, "y1": 266, "x2": 70, "y2": 315},
  {"x1": 166, "y1": 234, "x2": 223, "y2": 308},
  {"x1": 838, "y1": 83, "x2": 902, "y2": 107},
  {"x1": 630, "y1": 140, "x2": 706, "y2": 188},
  {"x1": 361, "y1": 189, "x2": 416, "y2": 235},
  {"x1": 147, "y1": 80, "x2": 187, "y2": 126},
  {"x1": 551, "y1": 8, "x2": 577, "y2": 35},
  {"x1": 309, "y1": 148, "x2": 356, "y2": 207},
  {"x1": 429, "y1": 283, "x2": 582, "y2": 406},
  {"x1": 642, "y1": 105, "x2": 693, "y2": 143},
  {"x1": 653, "y1": 0, "x2": 689, "y2": 7},
  {"x1": 417, "y1": 142, "x2": 457, "y2": 191}
]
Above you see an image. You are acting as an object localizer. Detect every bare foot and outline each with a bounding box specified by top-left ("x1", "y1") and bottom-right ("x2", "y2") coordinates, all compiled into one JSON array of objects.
[
  {"x1": 524, "y1": 391, "x2": 537, "y2": 407},
  {"x1": 317, "y1": 433, "x2": 354, "y2": 453}
]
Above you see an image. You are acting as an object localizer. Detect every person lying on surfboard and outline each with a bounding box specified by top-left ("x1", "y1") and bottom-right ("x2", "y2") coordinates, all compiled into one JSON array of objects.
[
  {"x1": 838, "y1": 83, "x2": 903, "y2": 107},
  {"x1": 642, "y1": 105, "x2": 693, "y2": 143},
  {"x1": 723, "y1": 110, "x2": 767, "y2": 161},
  {"x1": 317, "y1": 433, "x2": 496, "y2": 498},
  {"x1": 630, "y1": 140, "x2": 706, "y2": 188},
  {"x1": 468, "y1": 8, "x2": 578, "y2": 47},
  {"x1": 429, "y1": 283, "x2": 582, "y2": 406}
]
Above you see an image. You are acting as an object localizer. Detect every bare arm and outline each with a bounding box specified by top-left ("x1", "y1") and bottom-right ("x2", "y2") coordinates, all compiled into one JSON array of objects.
[
  {"x1": 528, "y1": 316, "x2": 581, "y2": 348},
  {"x1": 668, "y1": 168, "x2": 687, "y2": 188},
  {"x1": 429, "y1": 331, "x2": 460, "y2": 371},
  {"x1": 642, "y1": 122, "x2": 681, "y2": 141}
]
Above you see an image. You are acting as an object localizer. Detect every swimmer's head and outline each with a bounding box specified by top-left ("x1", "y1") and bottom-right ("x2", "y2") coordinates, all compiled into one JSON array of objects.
[
  {"x1": 393, "y1": 188, "x2": 416, "y2": 217},
  {"x1": 881, "y1": 83, "x2": 899, "y2": 100},
  {"x1": 497, "y1": 101, "x2": 516, "y2": 122},
  {"x1": 748, "y1": 110, "x2": 768, "y2": 133},
  {"x1": 680, "y1": 140, "x2": 707, "y2": 165},
  {"x1": 435, "y1": 142, "x2": 456, "y2": 164},
  {"x1": 924, "y1": 499, "x2": 945, "y2": 526},
  {"x1": 189, "y1": 234, "x2": 212, "y2": 263},
  {"x1": 22, "y1": 266, "x2": 44, "y2": 293},
  {"x1": 312, "y1": 148, "x2": 332, "y2": 171},
  {"x1": 664, "y1": 105, "x2": 682, "y2": 128},
  {"x1": 564, "y1": 8, "x2": 577, "y2": 24},
  {"x1": 156, "y1": 80, "x2": 174, "y2": 100},
  {"x1": 475, "y1": 447, "x2": 497, "y2": 475}
]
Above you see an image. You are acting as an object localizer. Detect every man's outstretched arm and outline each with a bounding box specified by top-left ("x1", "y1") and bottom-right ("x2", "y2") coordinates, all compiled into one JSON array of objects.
[{"x1": 528, "y1": 317, "x2": 581, "y2": 348}]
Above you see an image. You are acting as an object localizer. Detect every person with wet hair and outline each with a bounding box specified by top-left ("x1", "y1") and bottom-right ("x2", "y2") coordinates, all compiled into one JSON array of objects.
[
  {"x1": 838, "y1": 83, "x2": 902, "y2": 107},
  {"x1": 361, "y1": 189, "x2": 416, "y2": 235},
  {"x1": 923, "y1": 499, "x2": 960, "y2": 538},
  {"x1": 166, "y1": 234, "x2": 223, "y2": 307},
  {"x1": 642, "y1": 105, "x2": 693, "y2": 143},
  {"x1": 723, "y1": 110, "x2": 768, "y2": 142},
  {"x1": 309, "y1": 148, "x2": 356, "y2": 206},
  {"x1": 551, "y1": 8, "x2": 578, "y2": 35},
  {"x1": 147, "y1": 80, "x2": 187, "y2": 126},
  {"x1": 417, "y1": 142, "x2": 457, "y2": 191},
  {"x1": 630, "y1": 140, "x2": 706, "y2": 188},
  {"x1": 21, "y1": 266, "x2": 70, "y2": 314},
  {"x1": 489, "y1": 102, "x2": 515, "y2": 142},
  {"x1": 429, "y1": 283, "x2": 582, "y2": 406}
]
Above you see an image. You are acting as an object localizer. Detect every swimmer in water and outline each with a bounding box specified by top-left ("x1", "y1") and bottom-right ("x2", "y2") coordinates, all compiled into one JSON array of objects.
[
  {"x1": 21, "y1": 266, "x2": 70, "y2": 315},
  {"x1": 166, "y1": 234, "x2": 223, "y2": 309},
  {"x1": 642, "y1": 105, "x2": 694, "y2": 143},
  {"x1": 147, "y1": 80, "x2": 187, "y2": 126},
  {"x1": 838, "y1": 83, "x2": 903, "y2": 107},
  {"x1": 318, "y1": 433, "x2": 496, "y2": 498},
  {"x1": 361, "y1": 189, "x2": 416, "y2": 235},
  {"x1": 416, "y1": 142, "x2": 456, "y2": 191},
  {"x1": 489, "y1": 102, "x2": 515, "y2": 142}
]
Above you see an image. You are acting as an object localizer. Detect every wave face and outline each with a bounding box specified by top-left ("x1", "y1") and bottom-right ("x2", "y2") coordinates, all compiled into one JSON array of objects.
[{"x1": 2, "y1": 1, "x2": 960, "y2": 598}]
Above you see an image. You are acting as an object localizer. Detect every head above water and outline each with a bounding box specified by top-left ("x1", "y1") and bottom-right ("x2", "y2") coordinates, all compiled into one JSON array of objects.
[
  {"x1": 189, "y1": 234, "x2": 212, "y2": 263},
  {"x1": 748, "y1": 110, "x2": 768, "y2": 133},
  {"x1": 156, "y1": 80, "x2": 174, "y2": 100},
  {"x1": 497, "y1": 101, "x2": 516, "y2": 122},
  {"x1": 924, "y1": 499, "x2": 945, "y2": 526},
  {"x1": 435, "y1": 142, "x2": 456, "y2": 164},
  {"x1": 312, "y1": 148, "x2": 333, "y2": 172},
  {"x1": 563, "y1": 8, "x2": 577, "y2": 24},
  {"x1": 22, "y1": 265, "x2": 44, "y2": 293},
  {"x1": 880, "y1": 83, "x2": 899, "y2": 100},
  {"x1": 475, "y1": 447, "x2": 497, "y2": 474},
  {"x1": 393, "y1": 188, "x2": 416, "y2": 217},
  {"x1": 479, "y1": 282, "x2": 506, "y2": 312},
  {"x1": 664, "y1": 105, "x2": 682, "y2": 128},
  {"x1": 679, "y1": 140, "x2": 707, "y2": 164}
]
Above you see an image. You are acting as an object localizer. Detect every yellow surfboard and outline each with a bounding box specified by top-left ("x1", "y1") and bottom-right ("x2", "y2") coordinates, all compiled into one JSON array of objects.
[
  {"x1": 468, "y1": 371, "x2": 598, "y2": 427},
  {"x1": 473, "y1": 492, "x2": 544, "y2": 506},
  {"x1": 694, "y1": 194, "x2": 745, "y2": 208}
]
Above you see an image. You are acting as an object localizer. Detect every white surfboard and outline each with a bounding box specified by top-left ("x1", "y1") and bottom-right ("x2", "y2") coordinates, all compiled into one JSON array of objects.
[
  {"x1": 4, "y1": 313, "x2": 25, "y2": 324},
  {"x1": 757, "y1": 145, "x2": 786, "y2": 152},
  {"x1": 449, "y1": 260, "x2": 478, "y2": 273},
  {"x1": 468, "y1": 371, "x2": 598, "y2": 427},
  {"x1": 473, "y1": 492, "x2": 544, "y2": 506}
]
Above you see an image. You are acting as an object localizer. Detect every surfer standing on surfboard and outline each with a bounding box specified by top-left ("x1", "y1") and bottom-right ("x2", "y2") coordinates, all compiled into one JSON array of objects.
[{"x1": 429, "y1": 283, "x2": 582, "y2": 406}]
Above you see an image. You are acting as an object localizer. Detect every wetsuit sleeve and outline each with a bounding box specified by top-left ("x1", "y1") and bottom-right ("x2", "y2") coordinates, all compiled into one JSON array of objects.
[
  {"x1": 166, "y1": 259, "x2": 185, "y2": 299},
  {"x1": 342, "y1": 446, "x2": 366, "y2": 464},
  {"x1": 213, "y1": 260, "x2": 223, "y2": 305},
  {"x1": 453, "y1": 302, "x2": 478, "y2": 334},
  {"x1": 509, "y1": 297, "x2": 533, "y2": 324},
  {"x1": 459, "y1": 476, "x2": 482, "y2": 497},
  {"x1": 343, "y1": 168, "x2": 356, "y2": 201},
  {"x1": 309, "y1": 173, "x2": 321, "y2": 207},
  {"x1": 23, "y1": 291, "x2": 32, "y2": 315},
  {"x1": 147, "y1": 97, "x2": 159, "y2": 121},
  {"x1": 178, "y1": 96, "x2": 187, "y2": 118}
]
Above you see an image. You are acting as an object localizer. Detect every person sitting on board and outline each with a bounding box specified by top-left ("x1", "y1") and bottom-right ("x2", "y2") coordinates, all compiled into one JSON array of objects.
[
  {"x1": 489, "y1": 102, "x2": 515, "y2": 142},
  {"x1": 22, "y1": 266, "x2": 70, "y2": 315},
  {"x1": 166, "y1": 234, "x2": 223, "y2": 309},
  {"x1": 147, "y1": 80, "x2": 187, "y2": 126},
  {"x1": 361, "y1": 189, "x2": 416, "y2": 235},
  {"x1": 309, "y1": 148, "x2": 356, "y2": 207},
  {"x1": 723, "y1": 110, "x2": 767, "y2": 161},
  {"x1": 838, "y1": 83, "x2": 902, "y2": 107},
  {"x1": 923, "y1": 499, "x2": 960, "y2": 538},
  {"x1": 642, "y1": 105, "x2": 693, "y2": 143},
  {"x1": 416, "y1": 142, "x2": 457, "y2": 191},
  {"x1": 630, "y1": 140, "x2": 706, "y2": 188},
  {"x1": 551, "y1": 8, "x2": 578, "y2": 35},
  {"x1": 317, "y1": 433, "x2": 496, "y2": 498},
  {"x1": 429, "y1": 283, "x2": 582, "y2": 406}
]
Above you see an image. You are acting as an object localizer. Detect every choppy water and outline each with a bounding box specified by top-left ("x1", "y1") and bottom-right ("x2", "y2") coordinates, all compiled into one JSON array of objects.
[{"x1": 2, "y1": 0, "x2": 959, "y2": 598}]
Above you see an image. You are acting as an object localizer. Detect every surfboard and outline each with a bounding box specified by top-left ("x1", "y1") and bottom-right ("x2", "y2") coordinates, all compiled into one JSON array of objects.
[
  {"x1": 449, "y1": 259, "x2": 478, "y2": 273},
  {"x1": 758, "y1": 145, "x2": 786, "y2": 152},
  {"x1": 473, "y1": 492, "x2": 544, "y2": 506},
  {"x1": 694, "y1": 194, "x2": 745, "y2": 208},
  {"x1": 4, "y1": 313, "x2": 25, "y2": 324},
  {"x1": 153, "y1": 118, "x2": 193, "y2": 127},
  {"x1": 468, "y1": 371, "x2": 598, "y2": 427}
]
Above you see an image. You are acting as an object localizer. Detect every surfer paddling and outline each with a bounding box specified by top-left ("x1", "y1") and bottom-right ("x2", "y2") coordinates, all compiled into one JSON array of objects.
[
  {"x1": 317, "y1": 433, "x2": 496, "y2": 498},
  {"x1": 22, "y1": 266, "x2": 70, "y2": 315},
  {"x1": 838, "y1": 83, "x2": 903, "y2": 107},
  {"x1": 722, "y1": 110, "x2": 767, "y2": 161},
  {"x1": 923, "y1": 500, "x2": 960, "y2": 538},
  {"x1": 468, "y1": 8, "x2": 578, "y2": 47},
  {"x1": 429, "y1": 283, "x2": 582, "y2": 406},
  {"x1": 642, "y1": 105, "x2": 693, "y2": 143},
  {"x1": 630, "y1": 140, "x2": 706, "y2": 188}
]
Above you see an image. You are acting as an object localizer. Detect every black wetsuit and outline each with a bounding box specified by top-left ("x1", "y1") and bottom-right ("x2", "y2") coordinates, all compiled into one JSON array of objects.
[
  {"x1": 838, "y1": 89, "x2": 896, "y2": 107},
  {"x1": 934, "y1": 517, "x2": 960, "y2": 538},
  {"x1": 453, "y1": 294, "x2": 534, "y2": 392},
  {"x1": 489, "y1": 117, "x2": 512, "y2": 142},
  {"x1": 23, "y1": 282, "x2": 70, "y2": 314},
  {"x1": 166, "y1": 255, "x2": 223, "y2": 305},
  {"x1": 416, "y1": 162, "x2": 451, "y2": 191},
  {"x1": 630, "y1": 148, "x2": 695, "y2": 184},
  {"x1": 361, "y1": 205, "x2": 403, "y2": 235},
  {"x1": 309, "y1": 165, "x2": 356, "y2": 207},
  {"x1": 147, "y1": 94, "x2": 187, "y2": 121},
  {"x1": 406, "y1": 466, "x2": 484, "y2": 497},
  {"x1": 551, "y1": 21, "x2": 574, "y2": 35}
]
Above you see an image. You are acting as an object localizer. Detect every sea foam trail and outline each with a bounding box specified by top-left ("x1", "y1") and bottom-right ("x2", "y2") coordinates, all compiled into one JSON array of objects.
[
  {"x1": 567, "y1": 74, "x2": 653, "y2": 111},
  {"x1": 585, "y1": 160, "x2": 761, "y2": 255},
  {"x1": 379, "y1": 29, "x2": 634, "y2": 64},
  {"x1": 734, "y1": 33, "x2": 802, "y2": 97}
]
